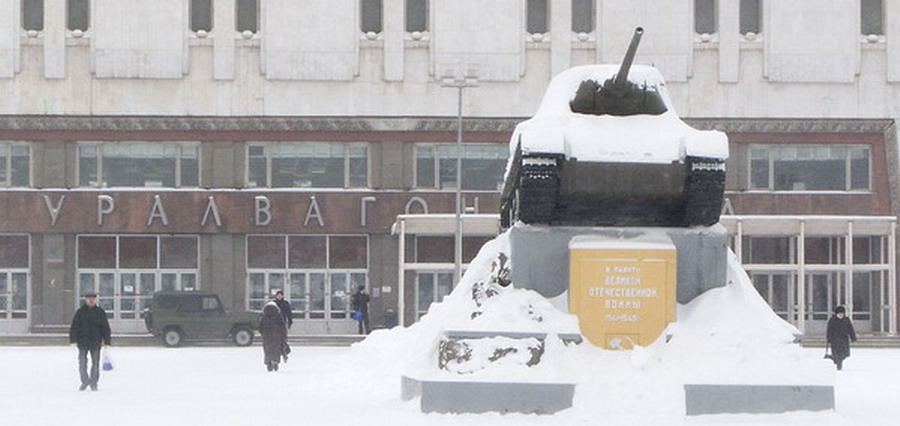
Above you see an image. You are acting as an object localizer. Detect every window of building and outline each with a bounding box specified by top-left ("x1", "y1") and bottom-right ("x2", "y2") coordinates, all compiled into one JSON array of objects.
[
  {"x1": 67, "y1": 0, "x2": 89, "y2": 31},
  {"x1": 405, "y1": 0, "x2": 428, "y2": 32},
  {"x1": 416, "y1": 271, "x2": 453, "y2": 318},
  {"x1": 741, "y1": 236, "x2": 794, "y2": 265},
  {"x1": 77, "y1": 142, "x2": 199, "y2": 188},
  {"x1": 246, "y1": 235, "x2": 368, "y2": 319},
  {"x1": 415, "y1": 144, "x2": 508, "y2": 191},
  {"x1": 748, "y1": 144, "x2": 870, "y2": 191},
  {"x1": 527, "y1": 0, "x2": 549, "y2": 34},
  {"x1": 190, "y1": 0, "x2": 213, "y2": 32},
  {"x1": 861, "y1": 0, "x2": 883, "y2": 35},
  {"x1": 739, "y1": 0, "x2": 760, "y2": 34},
  {"x1": 77, "y1": 235, "x2": 199, "y2": 321},
  {"x1": 571, "y1": 0, "x2": 594, "y2": 33},
  {"x1": 361, "y1": 0, "x2": 383, "y2": 33},
  {"x1": 0, "y1": 235, "x2": 29, "y2": 320},
  {"x1": 22, "y1": 0, "x2": 44, "y2": 31},
  {"x1": 409, "y1": 236, "x2": 493, "y2": 264},
  {"x1": 694, "y1": 0, "x2": 716, "y2": 34},
  {"x1": 0, "y1": 142, "x2": 31, "y2": 187},
  {"x1": 246, "y1": 142, "x2": 368, "y2": 189},
  {"x1": 236, "y1": 0, "x2": 258, "y2": 33}
]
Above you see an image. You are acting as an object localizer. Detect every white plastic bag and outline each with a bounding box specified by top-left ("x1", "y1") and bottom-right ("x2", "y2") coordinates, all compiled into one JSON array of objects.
[{"x1": 102, "y1": 349, "x2": 114, "y2": 371}]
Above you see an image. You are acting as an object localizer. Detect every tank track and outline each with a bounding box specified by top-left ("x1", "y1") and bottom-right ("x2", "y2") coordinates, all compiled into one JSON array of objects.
[
  {"x1": 516, "y1": 159, "x2": 560, "y2": 224},
  {"x1": 683, "y1": 158, "x2": 726, "y2": 226}
]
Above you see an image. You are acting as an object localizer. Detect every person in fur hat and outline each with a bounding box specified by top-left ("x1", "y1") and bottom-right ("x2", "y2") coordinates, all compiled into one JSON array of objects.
[
  {"x1": 258, "y1": 302, "x2": 288, "y2": 372},
  {"x1": 826, "y1": 305, "x2": 857, "y2": 370}
]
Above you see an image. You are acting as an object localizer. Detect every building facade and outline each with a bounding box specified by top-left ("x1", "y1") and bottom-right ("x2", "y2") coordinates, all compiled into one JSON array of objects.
[{"x1": 1, "y1": 0, "x2": 899, "y2": 335}]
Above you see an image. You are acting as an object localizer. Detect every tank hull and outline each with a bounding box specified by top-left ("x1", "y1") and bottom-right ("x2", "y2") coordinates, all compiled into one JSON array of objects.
[{"x1": 501, "y1": 153, "x2": 725, "y2": 228}]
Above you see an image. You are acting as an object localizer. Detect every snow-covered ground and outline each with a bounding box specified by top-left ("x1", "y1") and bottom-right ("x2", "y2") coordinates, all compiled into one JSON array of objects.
[{"x1": 0, "y1": 345, "x2": 896, "y2": 426}]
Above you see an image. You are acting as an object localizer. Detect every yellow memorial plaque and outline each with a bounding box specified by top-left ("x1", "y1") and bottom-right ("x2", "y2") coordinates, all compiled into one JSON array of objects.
[{"x1": 569, "y1": 236, "x2": 677, "y2": 349}]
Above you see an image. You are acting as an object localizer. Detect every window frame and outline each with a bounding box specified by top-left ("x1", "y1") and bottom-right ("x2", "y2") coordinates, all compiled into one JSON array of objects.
[
  {"x1": 861, "y1": 0, "x2": 884, "y2": 36},
  {"x1": 245, "y1": 142, "x2": 371, "y2": 189},
  {"x1": 76, "y1": 142, "x2": 201, "y2": 188},
  {"x1": 570, "y1": 0, "x2": 595, "y2": 34},
  {"x1": 21, "y1": 0, "x2": 44, "y2": 32},
  {"x1": 245, "y1": 234, "x2": 370, "y2": 317},
  {"x1": 405, "y1": 0, "x2": 429, "y2": 33},
  {"x1": 235, "y1": 0, "x2": 259, "y2": 33},
  {"x1": 746, "y1": 144, "x2": 872, "y2": 192},
  {"x1": 526, "y1": 0, "x2": 550, "y2": 35},
  {"x1": 360, "y1": 0, "x2": 384, "y2": 34},
  {"x1": 694, "y1": 0, "x2": 717, "y2": 35},
  {"x1": 66, "y1": 0, "x2": 90, "y2": 32},
  {"x1": 0, "y1": 234, "x2": 31, "y2": 320},
  {"x1": 0, "y1": 142, "x2": 32, "y2": 188},
  {"x1": 413, "y1": 143, "x2": 509, "y2": 192},
  {"x1": 190, "y1": 0, "x2": 214, "y2": 33}
]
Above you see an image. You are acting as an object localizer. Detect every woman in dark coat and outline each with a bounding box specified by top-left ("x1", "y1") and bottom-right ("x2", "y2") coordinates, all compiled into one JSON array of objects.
[
  {"x1": 826, "y1": 305, "x2": 857, "y2": 370},
  {"x1": 258, "y1": 302, "x2": 287, "y2": 372}
]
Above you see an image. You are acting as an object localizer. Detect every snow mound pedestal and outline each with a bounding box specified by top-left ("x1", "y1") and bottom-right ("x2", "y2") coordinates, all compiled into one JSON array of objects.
[{"x1": 351, "y1": 228, "x2": 834, "y2": 417}]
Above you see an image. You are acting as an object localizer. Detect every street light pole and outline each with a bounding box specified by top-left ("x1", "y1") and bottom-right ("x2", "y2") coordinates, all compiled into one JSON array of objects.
[
  {"x1": 441, "y1": 72, "x2": 478, "y2": 286},
  {"x1": 455, "y1": 86, "x2": 463, "y2": 286}
]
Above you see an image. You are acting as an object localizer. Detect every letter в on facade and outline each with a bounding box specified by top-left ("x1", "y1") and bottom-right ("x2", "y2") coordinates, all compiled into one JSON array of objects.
[
  {"x1": 305, "y1": 196, "x2": 324, "y2": 227},
  {"x1": 97, "y1": 195, "x2": 115, "y2": 226},
  {"x1": 147, "y1": 195, "x2": 170, "y2": 227},
  {"x1": 255, "y1": 196, "x2": 272, "y2": 226},
  {"x1": 201, "y1": 196, "x2": 223, "y2": 227},
  {"x1": 42, "y1": 194, "x2": 66, "y2": 226},
  {"x1": 361, "y1": 196, "x2": 377, "y2": 227}
]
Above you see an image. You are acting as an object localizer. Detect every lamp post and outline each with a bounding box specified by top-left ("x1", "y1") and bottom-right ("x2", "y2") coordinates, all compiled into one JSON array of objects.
[{"x1": 441, "y1": 69, "x2": 479, "y2": 286}]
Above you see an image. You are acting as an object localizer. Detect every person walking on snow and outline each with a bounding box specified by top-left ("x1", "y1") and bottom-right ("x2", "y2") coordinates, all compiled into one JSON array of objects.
[
  {"x1": 68, "y1": 292, "x2": 111, "y2": 391},
  {"x1": 350, "y1": 285, "x2": 370, "y2": 335},
  {"x1": 258, "y1": 302, "x2": 287, "y2": 372},
  {"x1": 272, "y1": 290, "x2": 293, "y2": 329},
  {"x1": 826, "y1": 305, "x2": 857, "y2": 371}
]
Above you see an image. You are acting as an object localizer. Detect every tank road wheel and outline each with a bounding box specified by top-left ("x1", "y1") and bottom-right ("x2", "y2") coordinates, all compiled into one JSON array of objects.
[
  {"x1": 683, "y1": 158, "x2": 726, "y2": 226},
  {"x1": 517, "y1": 158, "x2": 559, "y2": 224}
]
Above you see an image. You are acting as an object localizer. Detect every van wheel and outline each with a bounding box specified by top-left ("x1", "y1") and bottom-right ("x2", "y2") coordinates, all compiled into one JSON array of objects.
[
  {"x1": 163, "y1": 327, "x2": 183, "y2": 347},
  {"x1": 232, "y1": 326, "x2": 254, "y2": 347}
]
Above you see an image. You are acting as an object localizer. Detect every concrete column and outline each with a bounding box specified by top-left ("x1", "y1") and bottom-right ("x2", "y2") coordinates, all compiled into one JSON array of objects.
[
  {"x1": 549, "y1": 0, "x2": 571, "y2": 76},
  {"x1": 44, "y1": 0, "x2": 66, "y2": 79},
  {"x1": 214, "y1": 0, "x2": 236, "y2": 80},
  {"x1": 383, "y1": 0, "x2": 405, "y2": 81},
  {"x1": 718, "y1": 0, "x2": 740, "y2": 82}
]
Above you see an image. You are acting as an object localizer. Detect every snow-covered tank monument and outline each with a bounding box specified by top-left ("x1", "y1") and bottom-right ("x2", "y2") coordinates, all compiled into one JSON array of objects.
[{"x1": 381, "y1": 28, "x2": 834, "y2": 417}]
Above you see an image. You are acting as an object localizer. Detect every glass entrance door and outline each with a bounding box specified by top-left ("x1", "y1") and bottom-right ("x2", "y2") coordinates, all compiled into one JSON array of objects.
[
  {"x1": 416, "y1": 272, "x2": 454, "y2": 320},
  {"x1": 805, "y1": 272, "x2": 846, "y2": 335},
  {"x1": 78, "y1": 270, "x2": 197, "y2": 333},
  {"x1": 0, "y1": 272, "x2": 29, "y2": 333}
]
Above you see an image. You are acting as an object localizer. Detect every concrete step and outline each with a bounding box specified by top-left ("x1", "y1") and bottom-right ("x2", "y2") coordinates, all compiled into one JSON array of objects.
[
  {"x1": 800, "y1": 336, "x2": 900, "y2": 348},
  {"x1": 0, "y1": 333, "x2": 366, "y2": 347}
]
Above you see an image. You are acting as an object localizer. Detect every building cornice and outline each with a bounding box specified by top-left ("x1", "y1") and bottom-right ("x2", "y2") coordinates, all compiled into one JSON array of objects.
[{"x1": 0, "y1": 115, "x2": 893, "y2": 134}]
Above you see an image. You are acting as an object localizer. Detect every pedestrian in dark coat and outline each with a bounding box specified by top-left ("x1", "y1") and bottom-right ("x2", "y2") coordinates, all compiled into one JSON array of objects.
[
  {"x1": 68, "y1": 293, "x2": 111, "y2": 391},
  {"x1": 350, "y1": 286, "x2": 370, "y2": 335},
  {"x1": 258, "y1": 302, "x2": 287, "y2": 372},
  {"x1": 826, "y1": 305, "x2": 857, "y2": 371},
  {"x1": 272, "y1": 290, "x2": 293, "y2": 329}
]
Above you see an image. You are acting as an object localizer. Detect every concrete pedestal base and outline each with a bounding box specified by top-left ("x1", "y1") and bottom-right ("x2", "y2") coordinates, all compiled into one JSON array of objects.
[
  {"x1": 402, "y1": 376, "x2": 575, "y2": 414},
  {"x1": 510, "y1": 224, "x2": 728, "y2": 304},
  {"x1": 684, "y1": 384, "x2": 835, "y2": 415}
]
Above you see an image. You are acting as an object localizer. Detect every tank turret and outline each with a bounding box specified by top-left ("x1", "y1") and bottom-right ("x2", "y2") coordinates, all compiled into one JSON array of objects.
[
  {"x1": 500, "y1": 27, "x2": 728, "y2": 229},
  {"x1": 569, "y1": 27, "x2": 668, "y2": 117}
]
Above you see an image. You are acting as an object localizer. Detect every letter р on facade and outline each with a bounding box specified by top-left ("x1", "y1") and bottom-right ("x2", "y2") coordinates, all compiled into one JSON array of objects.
[{"x1": 569, "y1": 236, "x2": 677, "y2": 350}]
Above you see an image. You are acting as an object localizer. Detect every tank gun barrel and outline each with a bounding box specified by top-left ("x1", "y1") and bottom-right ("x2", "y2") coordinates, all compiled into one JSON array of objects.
[{"x1": 613, "y1": 27, "x2": 644, "y2": 87}]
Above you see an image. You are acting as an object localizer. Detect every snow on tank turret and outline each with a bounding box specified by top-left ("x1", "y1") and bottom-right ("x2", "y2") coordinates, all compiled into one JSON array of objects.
[{"x1": 500, "y1": 27, "x2": 728, "y2": 228}]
